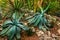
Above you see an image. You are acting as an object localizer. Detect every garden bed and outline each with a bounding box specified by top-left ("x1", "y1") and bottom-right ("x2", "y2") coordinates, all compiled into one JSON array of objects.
[{"x1": 0, "y1": 15, "x2": 60, "y2": 40}]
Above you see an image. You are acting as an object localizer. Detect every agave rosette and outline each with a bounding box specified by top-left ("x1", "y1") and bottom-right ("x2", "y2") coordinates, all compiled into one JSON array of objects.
[
  {"x1": 0, "y1": 12, "x2": 29, "y2": 40},
  {"x1": 26, "y1": 4, "x2": 50, "y2": 31}
]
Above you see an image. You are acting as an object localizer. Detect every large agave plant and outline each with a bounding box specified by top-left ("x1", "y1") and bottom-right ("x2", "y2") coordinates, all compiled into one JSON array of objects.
[
  {"x1": 0, "y1": 12, "x2": 29, "y2": 40},
  {"x1": 26, "y1": 4, "x2": 50, "y2": 31}
]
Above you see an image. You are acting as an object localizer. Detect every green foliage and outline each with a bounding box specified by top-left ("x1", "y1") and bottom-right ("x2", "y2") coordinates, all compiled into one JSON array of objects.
[
  {"x1": 0, "y1": 12, "x2": 29, "y2": 40},
  {"x1": 0, "y1": 0, "x2": 24, "y2": 18},
  {"x1": 0, "y1": 0, "x2": 7, "y2": 7},
  {"x1": 49, "y1": 1, "x2": 59, "y2": 10},
  {"x1": 54, "y1": 12, "x2": 60, "y2": 17},
  {"x1": 43, "y1": 0, "x2": 60, "y2": 15},
  {"x1": 14, "y1": 0, "x2": 23, "y2": 10},
  {"x1": 26, "y1": 4, "x2": 50, "y2": 31}
]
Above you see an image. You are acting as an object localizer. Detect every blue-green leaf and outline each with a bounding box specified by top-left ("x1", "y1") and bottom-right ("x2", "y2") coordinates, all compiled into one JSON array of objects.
[
  {"x1": 17, "y1": 24, "x2": 29, "y2": 30},
  {"x1": 2, "y1": 20, "x2": 12, "y2": 26},
  {"x1": 18, "y1": 13, "x2": 24, "y2": 21},
  {"x1": 43, "y1": 3, "x2": 50, "y2": 13},
  {"x1": 34, "y1": 15, "x2": 41, "y2": 26},
  {"x1": 0, "y1": 26, "x2": 11, "y2": 36},
  {"x1": 16, "y1": 27, "x2": 21, "y2": 39},
  {"x1": 28, "y1": 16, "x2": 36, "y2": 24},
  {"x1": 8, "y1": 25, "x2": 16, "y2": 40},
  {"x1": 12, "y1": 12, "x2": 17, "y2": 20}
]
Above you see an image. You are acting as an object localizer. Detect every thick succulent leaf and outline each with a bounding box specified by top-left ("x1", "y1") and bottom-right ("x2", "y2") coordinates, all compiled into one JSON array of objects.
[
  {"x1": 39, "y1": 22, "x2": 46, "y2": 31},
  {"x1": 6, "y1": 26, "x2": 16, "y2": 36},
  {"x1": 28, "y1": 16, "x2": 36, "y2": 24},
  {"x1": 42, "y1": 17, "x2": 49, "y2": 30},
  {"x1": 43, "y1": 18, "x2": 50, "y2": 26},
  {"x1": 43, "y1": 3, "x2": 50, "y2": 13},
  {"x1": 26, "y1": 16, "x2": 34, "y2": 20},
  {"x1": 26, "y1": 14, "x2": 36, "y2": 19},
  {"x1": 30, "y1": 16, "x2": 38, "y2": 24},
  {"x1": 39, "y1": 7, "x2": 43, "y2": 13},
  {"x1": 40, "y1": 18, "x2": 44, "y2": 24},
  {"x1": 39, "y1": 25, "x2": 46, "y2": 31},
  {"x1": 5, "y1": 26, "x2": 13, "y2": 35},
  {"x1": 17, "y1": 13, "x2": 24, "y2": 21},
  {"x1": 0, "y1": 26, "x2": 11, "y2": 36},
  {"x1": 12, "y1": 12, "x2": 24, "y2": 22},
  {"x1": 16, "y1": 27, "x2": 21, "y2": 39},
  {"x1": 43, "y1": 17, "x2": 47, "y2": 24},
  {"x1": 12, "y1": 12, "x2": 17, "y2": 21},
  {"x1": 7, "y1": 26, "x2": 16, "y2": 40},
  {"x1": 38, "y1": 20, "x2": 42, "y2": 29},
  {"x1": 29, "y1": 18, "x2": 36, "y2": 24},
  {"x1": 16, "y1": 32, "x2": 21, "y2": 39},
  {"x1": 17, "y1": 24, "x2": 29, "y2": 30},
  {"x1": 39, "y1": 25, "x2": 43, "y2": 30},
  {"x1": 44, "y1": 21, "x2": 49, "y2": 30},
  {"x1": 17, "y1": 22, "x2": 23, "y2": 25},
  {"x1": 2, "y1": 20, "x2": 12, "y2": 27},
  {"x1": 34, "y1": 15, "x2": 41, "y2": 26}
]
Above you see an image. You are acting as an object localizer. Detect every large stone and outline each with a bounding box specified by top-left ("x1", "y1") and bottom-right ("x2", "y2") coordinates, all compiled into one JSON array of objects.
[{"x1": 36, "y1": 30, "x2": 44, "y2": 37}]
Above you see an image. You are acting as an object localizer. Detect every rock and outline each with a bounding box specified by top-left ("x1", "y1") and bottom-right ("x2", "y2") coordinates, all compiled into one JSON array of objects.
[
  {"x1": 57, "y1": 29, "x2": 60, "y2": 35},
  {"x1": 51, "y1": 34, "x2": 58, "y2": 38},
  {"x1": 56, "y1": 36, "x2": 60, "y2": 40},
  {"x1": 0, "y1": 27, "x2": 2, "y2": 30},
  {"x1": 52, "y1": 38, "x2": 56, "y2": 40},
  {"x1": 24, "y1": 13, "x2": 29, "y2": 16},
  {"x1": 31, "y1": 27, "x2": 35, "y2": 32},
  {"x1": 47, "y1": 31, "x2": 51, "y2": 37},
  {"x1": 24, "y1": 22, "x2": 27, "y2": 26},
  {"x1": 57, "y1": 23, "x2": 60, "y2": 26},
  {"x1": 36, "y1": 30, "x2": 44, "y2": 37},
  {"x1": 39, "y1": 37, "x2": 44, "y2": 40}
]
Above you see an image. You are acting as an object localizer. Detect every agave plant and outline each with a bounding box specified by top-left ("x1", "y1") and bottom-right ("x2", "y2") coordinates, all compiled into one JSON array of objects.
[
  {"x1": 26, "y1": 4, "x2": 50, "y2": 31},
  {"x1": 1, "y1": 0, "x2": 24, "y2": 19},
  {"x1": 0, "y1": 12, "x2": 29, "y2": 40}
]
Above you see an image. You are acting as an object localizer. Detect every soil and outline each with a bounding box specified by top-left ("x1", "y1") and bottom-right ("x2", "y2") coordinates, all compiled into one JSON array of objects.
[
  {"x1": 21, "y1": 31, "x2": 39, "y2": 40},
  {"x1": 50, "y1": 24, "x2": 60, "y2": 35},
  {"x1": 50, "y1": 16, "x2": 60, "y2": 35},
  {"x1": 21, "y1": 34, "x2": 39, "y2": 40}
]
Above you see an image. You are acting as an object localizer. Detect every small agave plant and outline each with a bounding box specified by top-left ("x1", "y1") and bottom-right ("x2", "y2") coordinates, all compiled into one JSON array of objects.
[
  {"x1": 26, "y1": 4, "x2": 50, "y2": 31},
  {"x1": 0, "y1": 12, "x2": 29, "y2": 40}
]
